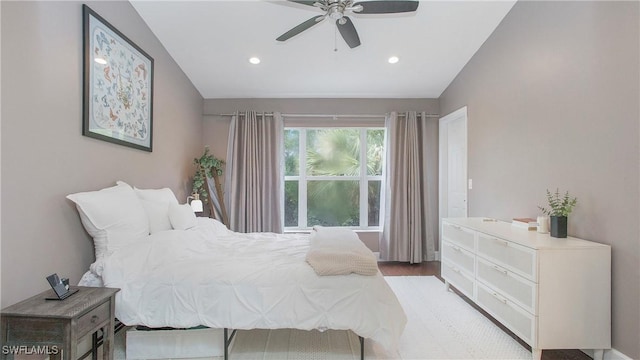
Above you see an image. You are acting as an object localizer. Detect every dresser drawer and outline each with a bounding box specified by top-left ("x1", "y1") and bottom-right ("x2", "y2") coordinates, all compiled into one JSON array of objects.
[
  {"x1": 477, "y1": 232, "x2": 537, "y2": 281},
  {"x1": 476, "y1": 282, "x2": 535, "y2": 345},
  {"x1": 441, "y1": 240, "x2": 475, "y2": 274},
  {"x1": 442, "y1": 222, "x2": 475, "y2": 251},
  {"x1": 442, "y1": 260, "x2": 475, "y2": 299},
  {"x1": 477, "y1": 257, "x2": 537, "y2": 313},
  {"x1": 76, "y1": 301, "x2": 110, "y2": 340}
]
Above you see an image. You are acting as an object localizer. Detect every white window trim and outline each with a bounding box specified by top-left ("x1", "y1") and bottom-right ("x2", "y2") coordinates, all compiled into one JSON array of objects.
[{"x1": 284, "y1": 127, "x2": 384, "y2": 231}]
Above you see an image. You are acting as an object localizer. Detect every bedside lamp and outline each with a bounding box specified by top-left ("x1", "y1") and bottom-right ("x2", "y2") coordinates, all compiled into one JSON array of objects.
[{"x1": 187, "y1": 193, "x2": 203, "y2": 213}]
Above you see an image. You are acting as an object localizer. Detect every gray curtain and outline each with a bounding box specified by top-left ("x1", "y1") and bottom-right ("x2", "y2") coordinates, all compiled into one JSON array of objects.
[
  {"x1": 225, "y1": 111, "x2": 284, "y2": 233},
  {"x1": 380, "y1": 111, "x2": 436, "y2": 263}
]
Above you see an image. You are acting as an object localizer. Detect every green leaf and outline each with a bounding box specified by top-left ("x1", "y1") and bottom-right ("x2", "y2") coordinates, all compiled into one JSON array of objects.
[
  {"x1": 539, "y1": 188, "x2": 577, "y2": 217},
  {"x1": 191, "y1": 146, "x2": 225, "y2": 204}
]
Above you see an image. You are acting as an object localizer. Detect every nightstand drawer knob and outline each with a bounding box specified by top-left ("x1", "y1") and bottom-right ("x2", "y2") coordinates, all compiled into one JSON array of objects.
[{"x1": 91, "y1": 315, "x2": 99, "y2": 323}]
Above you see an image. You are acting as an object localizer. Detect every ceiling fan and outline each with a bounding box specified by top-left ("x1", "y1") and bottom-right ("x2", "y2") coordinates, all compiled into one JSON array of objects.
[{"x1": 276, "y1": 0, "x2": 419, "y2": 49}]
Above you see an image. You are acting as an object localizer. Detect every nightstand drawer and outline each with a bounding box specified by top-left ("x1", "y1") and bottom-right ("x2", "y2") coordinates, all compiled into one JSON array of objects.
[{"x1": 76, "y1": 301, "x2": 110, "y2": 339}]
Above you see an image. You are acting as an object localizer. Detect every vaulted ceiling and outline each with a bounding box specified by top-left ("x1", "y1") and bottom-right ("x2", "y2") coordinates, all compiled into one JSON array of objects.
[{"x1": 131, "y1": 0, "x2": 516, "y2": 98}]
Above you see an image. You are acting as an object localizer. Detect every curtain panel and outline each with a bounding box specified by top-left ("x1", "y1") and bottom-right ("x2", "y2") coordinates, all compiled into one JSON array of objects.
[
  {"x1": 380, "y1": 111, "x2": 437, "y2": 263},
  {"x1": 225, "y1": 111, "x2": 284, "y2": 233}
]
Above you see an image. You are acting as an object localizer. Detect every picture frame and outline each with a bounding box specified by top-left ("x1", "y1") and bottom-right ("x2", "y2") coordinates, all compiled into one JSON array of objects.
[{"x1": 83, "y1": 4, "x2": 154, "y2": 152}]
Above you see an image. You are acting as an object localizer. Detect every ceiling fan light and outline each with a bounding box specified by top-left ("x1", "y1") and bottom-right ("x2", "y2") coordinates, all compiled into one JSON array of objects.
[
  {"x1": 388, "y1": 56, "x2": 400, "y2": 64},
  {"x1": 329, "y1": 7, "x2": 343, "y2": 20},
  {"x1": 249, "y1": 57, "x2": 261, "y2": 65}
]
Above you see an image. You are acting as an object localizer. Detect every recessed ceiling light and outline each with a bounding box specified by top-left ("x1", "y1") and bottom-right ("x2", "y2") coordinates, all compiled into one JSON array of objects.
[
  {"x1": 388, "y1": 56, "x2": 399, "y2": 64},
  {"x1": 94, "y1": 57, "x2": 107, "y2": 65},
  {"x1": 249, "y1": 57, "x2": 261, "y2": 65}
]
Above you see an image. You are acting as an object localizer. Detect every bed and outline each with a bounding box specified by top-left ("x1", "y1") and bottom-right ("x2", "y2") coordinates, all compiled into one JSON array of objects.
[{"x1": 70, "y1": 182, "x2": 407, "y2": 358}]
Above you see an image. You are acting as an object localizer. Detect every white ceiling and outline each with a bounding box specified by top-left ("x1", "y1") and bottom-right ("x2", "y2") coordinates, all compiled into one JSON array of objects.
[{"x1": 130, "y1": 0, "x2": 516, "y2": 99}]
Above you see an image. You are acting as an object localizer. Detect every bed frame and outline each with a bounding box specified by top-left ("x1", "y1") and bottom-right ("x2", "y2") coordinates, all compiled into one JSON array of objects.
[
  {"x1": 103, "y1": 323, "x2": 365, "y2": 360},
  {"x1": 223, "y1": 328, "x2": 365, "y2": 360}
]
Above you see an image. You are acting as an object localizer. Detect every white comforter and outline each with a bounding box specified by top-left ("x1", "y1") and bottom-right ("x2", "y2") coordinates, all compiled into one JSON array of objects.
[{"x1": 98, "y1": 218, "x2": 406, "y2": 351}]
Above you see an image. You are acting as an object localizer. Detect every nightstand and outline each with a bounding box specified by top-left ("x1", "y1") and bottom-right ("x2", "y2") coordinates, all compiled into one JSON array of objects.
[{"x1": 1, "y1": 286, "x2": 119, "y2": 360}]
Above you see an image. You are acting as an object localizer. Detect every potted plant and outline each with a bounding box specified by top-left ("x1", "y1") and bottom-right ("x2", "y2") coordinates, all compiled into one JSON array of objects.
[
  {"x1": 192, "y1": 147, "x2": 228, "y2": 224},
  {"x1": 538, "y1": 189, "x2": 578, "y2": 238}
]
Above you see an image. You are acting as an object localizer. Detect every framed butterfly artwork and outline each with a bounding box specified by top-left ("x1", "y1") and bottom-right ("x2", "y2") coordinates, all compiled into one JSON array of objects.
[{"x1": 82, "y1": 4, "x2": 154, "y2": 152}]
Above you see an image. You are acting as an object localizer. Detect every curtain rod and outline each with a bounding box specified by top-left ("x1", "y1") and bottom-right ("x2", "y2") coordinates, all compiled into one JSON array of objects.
[{"x1": 207, "y1": 112, "x2": 440, "y2": 119}]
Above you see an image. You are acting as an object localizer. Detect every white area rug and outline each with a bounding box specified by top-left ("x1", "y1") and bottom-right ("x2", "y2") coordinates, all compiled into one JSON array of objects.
[{"x1": 114, "y1": 276, "x2": 531, "y2": 359}]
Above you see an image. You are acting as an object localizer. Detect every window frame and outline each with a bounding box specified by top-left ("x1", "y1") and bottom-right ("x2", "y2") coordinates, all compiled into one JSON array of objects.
[{"x1": 284, "y1": 126, "x2": 385, "y2": 231}]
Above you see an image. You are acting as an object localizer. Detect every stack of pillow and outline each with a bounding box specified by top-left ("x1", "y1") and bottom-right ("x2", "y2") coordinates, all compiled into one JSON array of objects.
[{"x1": 66, "y1": 181, "x2": 198, "y2": 261}]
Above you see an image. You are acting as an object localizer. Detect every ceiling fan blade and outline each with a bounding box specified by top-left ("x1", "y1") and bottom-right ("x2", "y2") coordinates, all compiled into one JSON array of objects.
[
  {"x1": 276, "y1": 15, "x2": 326, "y2": 42},
  {"x1": 336, "y1": 17, "x2": 361, "y2": 49},
  {"x1": 353, "y1": 1, "x2": 419, "y2": 14}
]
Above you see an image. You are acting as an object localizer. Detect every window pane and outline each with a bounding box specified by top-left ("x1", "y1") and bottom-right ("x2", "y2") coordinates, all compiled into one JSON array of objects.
[
  {"x1": 284, "y1": 129, "x2": 299, "y2": 176},
  {"x1": 284, "y1": 180, "x2": 299, "y2": 227},
  {"x1": 306, "y1": 129, "x2": 360, "y2": 176},
  {"x1": 367, "y1": 129, "x2": 384, "y2": 176},
  {"x1": 368, "y1": 180, "x2": 382, "y2": 227},
  {"x1": 307, "y1": 180, "x2": 359, "y2": 226}
]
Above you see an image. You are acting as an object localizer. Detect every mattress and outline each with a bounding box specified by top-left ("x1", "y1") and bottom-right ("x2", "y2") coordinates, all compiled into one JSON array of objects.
[{"x1": 95, "y1": 218, "x2": 406, "y2": 351}]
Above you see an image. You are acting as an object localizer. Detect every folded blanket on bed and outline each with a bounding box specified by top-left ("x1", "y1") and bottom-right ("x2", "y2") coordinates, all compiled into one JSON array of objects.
[{"x1": 305, "y1": 226, "x2": 378, "y2": 276}]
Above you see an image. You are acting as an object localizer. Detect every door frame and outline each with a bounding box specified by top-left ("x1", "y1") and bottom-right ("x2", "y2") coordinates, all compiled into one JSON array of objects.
[{"x1": 438, "y1": 106, "x2": 468, "y2": 257}]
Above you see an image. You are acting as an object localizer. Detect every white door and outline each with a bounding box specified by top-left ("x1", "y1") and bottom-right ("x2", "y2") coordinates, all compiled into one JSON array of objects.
[{"x1": 439, "y1": 107, "x2": 468, "y2": 222}]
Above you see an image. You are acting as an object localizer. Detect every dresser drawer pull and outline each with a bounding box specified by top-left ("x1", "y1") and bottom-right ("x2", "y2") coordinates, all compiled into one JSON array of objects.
[
  {"x1": 451, "y1": 225, "x2": 462, "y2": 231},
  {"x1": 491, "y1": 292, "x2": 508, "y2": 304},
  {"x1": 452, "y1": 245, "x2": 462, "y2": 252},
  {"x1": 90, "y1": 315, "x2": 99, "y2": 324},
  {"x1": 492, "y1": 238, "x2": 509, "y2": 246},
  {"x1": 492, "y1": 265, "x2": 508, "y2": 274},
  {"x1": 451, "y1": 266, "x2": 461, "y2": 274}
]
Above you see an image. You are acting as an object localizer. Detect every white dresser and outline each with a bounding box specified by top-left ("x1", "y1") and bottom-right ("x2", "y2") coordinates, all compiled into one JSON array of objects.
[{"x1": 441, "y1": 217, "x2": 611, "y2": 360}]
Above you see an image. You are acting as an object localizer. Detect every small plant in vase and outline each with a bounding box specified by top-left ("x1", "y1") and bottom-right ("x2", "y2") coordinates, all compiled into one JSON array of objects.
[{"x1": 538, "y1": 189, "x2": 578, "y2": 238}]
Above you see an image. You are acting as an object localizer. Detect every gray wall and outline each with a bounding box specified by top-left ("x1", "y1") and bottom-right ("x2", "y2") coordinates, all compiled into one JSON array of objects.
[
  {"x1": 439, "y1": 1, "x2": 639, "y2": 358},
  {"x1": 203, "y1": 98, "x2": 439, "y2": 251},
  {"x1": 203, "y1": 97, "x2": 440, "y2": 158},
  {"x1": 1, "y1": 1, "x2": 204, "y2": 307}
]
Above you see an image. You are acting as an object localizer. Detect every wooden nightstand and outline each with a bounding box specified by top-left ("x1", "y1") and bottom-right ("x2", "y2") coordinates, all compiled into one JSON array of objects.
[{"x1": 1, "y1": 286, "x2": 119, "y2": 360}]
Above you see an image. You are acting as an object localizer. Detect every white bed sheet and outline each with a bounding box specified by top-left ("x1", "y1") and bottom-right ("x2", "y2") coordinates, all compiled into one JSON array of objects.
[
  {"x1": 99, "y1": 218, "x2": 406, "y2": 351},
  {"x1": 78, "y1": 270, "x2": 104, "y2": 287}
]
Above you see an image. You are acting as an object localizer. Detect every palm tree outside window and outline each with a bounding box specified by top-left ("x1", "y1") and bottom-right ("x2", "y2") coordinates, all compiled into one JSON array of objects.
[{"x1": 284, "y1": 127, "x2": 385, "y2": 230}]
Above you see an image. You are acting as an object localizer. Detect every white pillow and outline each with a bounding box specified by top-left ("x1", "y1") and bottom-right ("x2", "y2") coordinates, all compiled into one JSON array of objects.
[
  {"x1": 132, "y1": 185, "x2": 179, "y2": 205},
  {"x1": 140, "y1": 200, "x2": 172, "y2": 234},
  {"x1": 67, "y1": 183, "x2": 149, "y2": 260},
  {"x1": 121, "y1": 182, "x2": 179, "y2": 234},
  {"x1": 168, "y1": 203, "x2": 197, "y2": 230}
]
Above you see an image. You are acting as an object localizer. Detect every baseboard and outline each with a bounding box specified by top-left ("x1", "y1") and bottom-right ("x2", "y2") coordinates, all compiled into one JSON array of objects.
[
  {"x1": 376, "y1": 252, "x2": 441, "y2": 262},
  {"x1": 581, "y1": 348, "x2": 633, "y2": 360}
]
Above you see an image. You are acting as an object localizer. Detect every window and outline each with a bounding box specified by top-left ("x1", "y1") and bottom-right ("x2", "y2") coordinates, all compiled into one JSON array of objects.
[{"x1": 284, "y1": 128, "x2": 385, "y2": 230}]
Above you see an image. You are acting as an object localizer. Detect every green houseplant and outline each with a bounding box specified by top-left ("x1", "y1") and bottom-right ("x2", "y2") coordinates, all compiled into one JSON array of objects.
[
  {"x1": 192, "y1": 147, "x2": 228, "y2": 224},
  {"x1": 538, "y1": 189, "x2": 578, "y2": 238}
]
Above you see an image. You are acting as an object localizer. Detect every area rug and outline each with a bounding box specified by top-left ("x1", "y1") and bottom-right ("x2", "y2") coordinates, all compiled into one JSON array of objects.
[{"x1": 114, "y1": 276, "x2": 531, "y2": 359}]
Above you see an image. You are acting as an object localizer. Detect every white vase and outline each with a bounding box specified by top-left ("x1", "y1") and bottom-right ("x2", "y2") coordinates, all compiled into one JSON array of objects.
[{"x1": 537, "y1": 216, "x2": 549, "y2": 234}]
